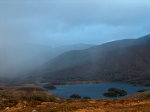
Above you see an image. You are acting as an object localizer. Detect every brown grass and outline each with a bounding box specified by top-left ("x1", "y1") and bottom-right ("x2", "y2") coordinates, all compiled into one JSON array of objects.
[{"x1": 0, "y1": 89, "x2": 150, "y2": 112}]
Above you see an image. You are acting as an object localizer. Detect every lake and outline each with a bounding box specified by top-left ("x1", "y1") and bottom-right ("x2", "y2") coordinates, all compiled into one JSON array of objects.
[{"x1": 46, "y1": 83, "x2": 150, "y2": 99}]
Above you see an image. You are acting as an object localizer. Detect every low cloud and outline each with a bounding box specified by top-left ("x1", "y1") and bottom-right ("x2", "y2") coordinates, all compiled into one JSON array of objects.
[
  {"x1": 0, "y1": 0, "x2": 150, "y2": 77},
  {"x1": 0, "y1": 0, "x2": 150, "y2": 46}
]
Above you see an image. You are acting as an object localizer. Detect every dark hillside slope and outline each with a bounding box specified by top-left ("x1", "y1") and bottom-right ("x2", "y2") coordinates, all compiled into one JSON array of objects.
[
  {"x1": 29, "y1": 34, "x2": 150, "y2": 85},
  {"x1": 42, "y1": 46, "x2": 150, "y2": 85}
]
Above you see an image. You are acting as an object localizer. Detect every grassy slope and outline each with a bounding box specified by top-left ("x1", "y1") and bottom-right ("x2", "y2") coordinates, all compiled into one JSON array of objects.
[{"x1": 0, "y1": 90, "x2": 150, "y2": 112}]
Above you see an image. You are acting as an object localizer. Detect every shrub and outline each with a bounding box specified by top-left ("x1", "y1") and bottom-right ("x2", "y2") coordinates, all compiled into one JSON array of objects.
[
  {"x1": 43, "y1": 84, "x2": 56, "y2": 90},
  {"x1": 70, "y1": 94, "x2": 81, "y2": 100},
  {"x1": 81, "y1": 96, "x2": 91, "y2": 102},
  {"x1": 137, "y1": 89, "x2": 147, "y2": 92},
  {"x1": 17, "y1": 87, "x2": 45, "y2": 91},
  {"x1": 103, "y1": 88, "x2": 127, "y2": 97},
  {"x1": 0, "y1": 90, "x2": 57, "y2": 103},
  {"x1": 103, "y1": 92, "x2": 118, "y2": 97},
  {"x1": 83, "y1": 96, "x2": 91, "y2": 100},
  {"x1": 21, "y1": 92, "x2": 57, "y2": 102}
]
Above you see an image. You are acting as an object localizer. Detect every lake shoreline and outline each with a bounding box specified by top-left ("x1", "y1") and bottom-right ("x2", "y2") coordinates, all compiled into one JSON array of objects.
[
  {"x1": 43, "y1": 80, "x2": 105, "y2": 85},
  {"x1": 41, "y1": 80, "x2": 150, "y2": 87}
]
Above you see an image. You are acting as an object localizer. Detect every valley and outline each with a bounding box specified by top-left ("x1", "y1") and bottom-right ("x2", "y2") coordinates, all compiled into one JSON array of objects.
[{"x1": 1, "y1": 0, "x2": 150, "y2": 111}]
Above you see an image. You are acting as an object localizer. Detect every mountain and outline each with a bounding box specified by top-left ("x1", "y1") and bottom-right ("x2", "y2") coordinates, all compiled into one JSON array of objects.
[
  {"x1": 26, "y1": 34, "x2": 150, "y2": 85},
  {"x1": 49, "y1": 43, "x2": 94, "y2": 59}
]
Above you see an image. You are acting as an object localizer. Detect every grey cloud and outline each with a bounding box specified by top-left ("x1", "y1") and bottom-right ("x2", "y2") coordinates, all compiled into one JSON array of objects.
[
  {"x1": 0, "y1": 0, "x2": 150, "y2": 77},
  {"x1": 0, "y1": 0, "x2": 150, "y2": 45}
]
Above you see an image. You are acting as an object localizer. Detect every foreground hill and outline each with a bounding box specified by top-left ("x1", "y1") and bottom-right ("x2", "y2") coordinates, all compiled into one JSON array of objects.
[
  {"x1": 0, "y1": 83, "x2": 150, "y2": 112},
  {"x1": 0, "y1": 89, "x2": 150, "y2": 112},
  {"x1": 27, "y1": 34, "x2": 150, "y2": 85}
]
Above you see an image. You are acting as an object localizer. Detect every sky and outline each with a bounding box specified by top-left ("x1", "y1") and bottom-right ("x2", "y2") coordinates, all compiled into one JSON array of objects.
[
  {"x1": 0, "y1": 0, "x2": 150, "y2": 47},
  {"x1": 0, "y1": 0, "x2": 150, "y2": 77}
]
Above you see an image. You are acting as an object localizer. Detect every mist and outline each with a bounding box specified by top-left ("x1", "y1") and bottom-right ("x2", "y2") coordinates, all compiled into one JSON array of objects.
[{"x1": 0, "y1": 0, "x2": 150, "y2": 77}]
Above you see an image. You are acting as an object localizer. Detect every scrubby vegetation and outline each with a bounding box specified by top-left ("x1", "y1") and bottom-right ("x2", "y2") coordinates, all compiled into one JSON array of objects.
[
  {"x1": 0, "y1": 89, "x2": 149, "y2": 112},
  {"x1": 137, "y1": 89, "x2": 147, "y2": 93},
  {"x1": 0, "y1": 90, "x2": 57, "y2": 102},
  {"x1": 70, "y1": 94, "x2": 81, "y2": 100},
  {"x1": 17, "y1": 87, "x2": 45, "y2": 91},
  {"x1": 0, "y1": 90, "x2": 58, "y2": 111},
  {"x1": 103, "y1": 88, "x2": 127, "y2": 97},
  {"x1": 0, "y1": 90, "x2": 150, "y2": 112},
  {"x1": 81, "y1": 96, "x2": 91, "y2": 102},
  {"x1": 43, "y1": 83, "x2": 56, "y2": 90},
  {"x1": 83, "y1": 96, "x2": 91, "y2": 100}
]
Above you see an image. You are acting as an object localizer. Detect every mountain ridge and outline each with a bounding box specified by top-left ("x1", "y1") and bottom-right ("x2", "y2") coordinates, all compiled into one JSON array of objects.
[{"x1": 26, "y1": 34, "x2": 150, "y2": 85}]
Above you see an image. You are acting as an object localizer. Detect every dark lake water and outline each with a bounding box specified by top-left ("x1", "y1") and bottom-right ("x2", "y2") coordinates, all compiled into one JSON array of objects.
[{"x1": 45, "y1": 83, "x2": 150, "y2": 99}]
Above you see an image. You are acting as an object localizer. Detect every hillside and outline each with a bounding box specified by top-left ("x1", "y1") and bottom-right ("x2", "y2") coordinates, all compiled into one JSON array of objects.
[
  {"x1": 27, "y1": 34, "x2": 150, "y2": 85},
  {"x1": 0, "y1": 89, "x2": 150, "y2": 112},
  {"x1": 0, "y1": 84, "x2": 150, "y2": 112}
]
